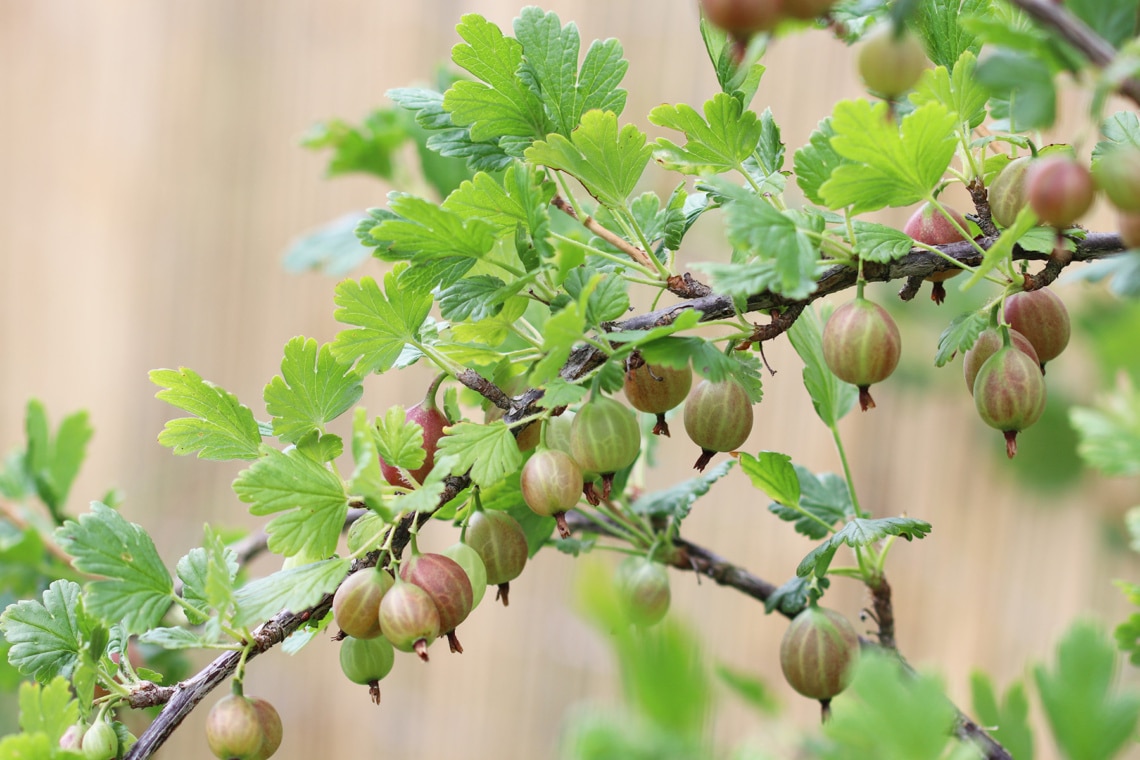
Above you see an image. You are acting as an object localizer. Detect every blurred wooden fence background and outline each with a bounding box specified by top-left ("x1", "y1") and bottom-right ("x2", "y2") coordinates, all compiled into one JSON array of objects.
[{"x1": 0, "y1": 2, "x2": 1137, "y2": 758}]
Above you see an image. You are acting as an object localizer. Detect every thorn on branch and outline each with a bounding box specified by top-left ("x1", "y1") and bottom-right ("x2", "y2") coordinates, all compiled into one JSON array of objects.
[{"x1": 550, "y1": 193, "x2": 656, "y2": 270}]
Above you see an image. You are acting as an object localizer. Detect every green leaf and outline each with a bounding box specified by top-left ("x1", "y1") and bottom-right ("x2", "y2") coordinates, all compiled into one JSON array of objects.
[
  {"x1": 525, "y1": 109, "x2": 652, "y2": 208},
  {"x1": 912, "y1": 0, "x2": 986, "y2": 70},
  {"x1": 962, "y1": 205, "x2": 1038, "y2": 290},
  {"x1": 263, "y1": 337, "x2": 363, "y2": 445},
  {"x1": 529, "y1": 302, "x2": 586, "y2": 386},
  {"x1": 388, "y1": 86, "x2": 513, "y2": 173},
  {"x1": 1070, "y1": 251, "x2": 1140, "y2": 299},
  {"x1": 821, "y1": 100, "x2": 958, "y2": 212},
  {"x1": 755, "y1": 108, "x2": 784, "y2": 174},
  {"x1": 699, "y1": 16, "x2": 766, "y2": 107},
  {"x1": 974, "y1": 49, "x2": 1056, "y2": 131},
  {"x1": 138, "y1": 626, "x2": 213, "y2": 650},
  {"x1": 697, "y1": 183, "x2": 821, "y2": 300},
  {"x1": 295, "y1": 430, "x2": 343, "y2": 464},
  {"x1": 1070, "y1": 377, "x2": 1140, "y2": 477},
  {"x1": 1066, "y1": 0, "x2": 1139, "y2": 49},
  {"x1": 371, "y1": 194, "x2": 496, "y2": 264},
  {"x1": 970, "y1": 672, "x2": 1034, "y2": 760},
  {"x1": 794, "y1": 118, "x2": 848, "y2": 207},
  {"x1": 0, "y1": 580, "x2": 84, "y2": 682},
  {"x1": 232, "y1": 447, "x2": 349, "y2": 559},
  {"x1": 176, "y1": 526, "x2": 238, "y2": 625},
  {"x1": 819, "y1": 652, "x2": 958, "y2": 759},
  {"x1": 637, "y1": 337, "x2": 763, "y2": 404},
  {"x1": 550, "y1": 536, "x2": 596, "y2": 556},
  {"x1": 437, "y1": 275, "x2": 513, "y2": 323},
  {"x1": 331, "y1": 268, "x2": 433, "y2": 375},
  {"x1": 150, "y1": 368, "x2": 261, "y2": 461},
  {"x1": 282, "y1": 213, "x2": 373, "y2": 277},
  {"x1": 442, "y1": 163, "x2": 555, "y2": 248},
  {"x1": 564, "y1": 268, "x2": 630, "y2": 324},
  {"x1": 443, "y1": 14, "x2": 547, "y2": 147},
  {"x1": 715, "y1": 664, "x2": 778, "y2": 715},
  {"x1": 797, "y1": 517, "x2": 932, "y2": 578},
  {"x1": 1035, "y1": 621, "x2": 1140, "y2": 760},
  {"x1": 853, "y1": 221, "x2": 917, "y2": 263},
  {"x1": 435, "y1": 421, "x2": 522, "y2": 487},
  {"x1": 373, "y1": 405, "x2": 427, "y2": 472},
  {"x1": 649, "y1": 93, "x2": 763, "y2": 176},
  {"x1": 768, "y1": 466, "x2": 853, "y2": 540},
  {"x1": 348, "y1": 409, "x2": 388, "y2": 518},
  {"x1": 630, "y1": 461, "x2": 734, "y2": 520},
  {"x1": 233, "y1": 558, "x2": 351, "y2": 628},
  {"x1": 763, "y1": 576, "x2": 826, "y2": 617},
  {"x1": 787, "y1": 306, "x2": 857, "y2": 426},
  {"x1": 300, "y1": 109, "x2": 409, "y2": 179},
  {"x1": 55, "y1": 503, "x2": 174, "y2": 634},
  {"x1": 1115, "y1": 607, "x2": 1140, "y2": 665},
  {"x1": 537, "y1": 378, "x2": 589, "y2": 409},
  {"x1": 513, "y1": 7, "x2": 628, "y2": 136},
  {"x1": 0, "y1": 732, "x2": 55, "y2": 758},
  {"x1": 934, "y1": 310, "x2": 988, "y2": 367},
  {"x1": 1094, "y1": 112, "x2": 1140, "y2": 160},
  {"x1": 575, "y1": 561, "x2": 711, "y2": 740},
  {"x1": 17, "y1": 677, "x2": 77, "y2": 745},
  {"x1": 909, "y1": 52, "x2": 988, "y2": 129},
  {"x1": 739, "y1": 451, "x2": 799, "y2": 506},
  {"x1": 22, "y1": 401, "x2": 92, "y2": 514}
]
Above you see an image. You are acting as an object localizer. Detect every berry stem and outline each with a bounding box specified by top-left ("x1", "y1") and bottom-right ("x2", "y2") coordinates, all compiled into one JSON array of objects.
[{"x1": 1004, "y1": 430, "x2": 1019, "y2": 459}]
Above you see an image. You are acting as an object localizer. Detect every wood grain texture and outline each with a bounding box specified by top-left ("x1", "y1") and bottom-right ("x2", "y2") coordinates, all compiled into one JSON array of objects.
[{"x1": 0, "y1": 3, "x2": 1133, "y2": 759}]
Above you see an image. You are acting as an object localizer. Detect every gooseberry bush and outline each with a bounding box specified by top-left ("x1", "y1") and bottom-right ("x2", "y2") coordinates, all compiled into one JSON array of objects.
[{"x1": 4, "y1": 0, "x2": 1140, "y2": 758}]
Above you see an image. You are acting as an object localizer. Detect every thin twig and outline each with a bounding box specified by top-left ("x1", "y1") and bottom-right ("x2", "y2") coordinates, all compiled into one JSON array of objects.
[
  {"x1": 551, "y1": 194, "x2": 657, "y2": 271},
  {"x1": 0, "y1": 500, "x2": 75, "y2": 566}
]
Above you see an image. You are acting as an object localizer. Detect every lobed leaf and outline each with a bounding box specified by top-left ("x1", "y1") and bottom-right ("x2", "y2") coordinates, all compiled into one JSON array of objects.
[
  {"x1": 232, "y1": 447, "x2": 349, "y2": 559},
  {"x1": 0, "y1": 580, "x2": 84, "y2": 683},
  {"x1": 630, "y1": 460, "x2": 734, "y2": 520},
  {"x1": 739, "y1": 451, "x2": 799, "y2": 507},
  {"x1": 264, "y1": 337, "x2": 363, "y2": 444},
  {"x1": 22, "y1": 401, "x2": 92, "y2": 514},
  {"x1": 525, "y1": 109, "x2": 652, "y2": 208},
  {"x1": 909, "y1": 51, "x2": 988, "y2": 130},
  {"x1": 514, "y1": 7, "x2": 628, "y2": 136},
  {"x1": 821, "y1": 100, "x2": 959, "y2": 212},
  {"x1": 233, "y1": 558, "x2": 351, "y2": 628},
  {"x1": 934, "y1": 309, "x2": 988, "y2": 367},
  {"x1": 175, "y1": 525, "x2": 238, "y2": 625},
  {"x1": 970, "y1": 672, "x2": 1035, "y2": 760},
  {"x1": 852, "y1": 221, "x2": 917, "y2": 264},
  {"x1": 55, "y1": 503, "x2": 174, "y2": 634},
  {"x1": 1035, "y1": 621, "x2": 1140, "y2": 760},
  {"x1": 436, "y1": 420, "x2": 522, "y2": 487},
  {"x1": 331, "y1": 268, "x2": 433, "y2": 375},
  {"x1": 150, "y1": 368, "x2": 261, "y2": 461},
  {"x1": 443, "y1": 14, "x2": 547, "y2": 146},
  {"x1": 797, "y1": 517, "x2": 932, "y2": 578},
  {"x1": 1070, "y1": 377, "x2": 1140, "y2": 477},
  {"x1": 649, "y1": 93, "x2": 763, "y2": 176},
  {"x1": 17, "y1": 677, "x2": 77, "y2": 746}
]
